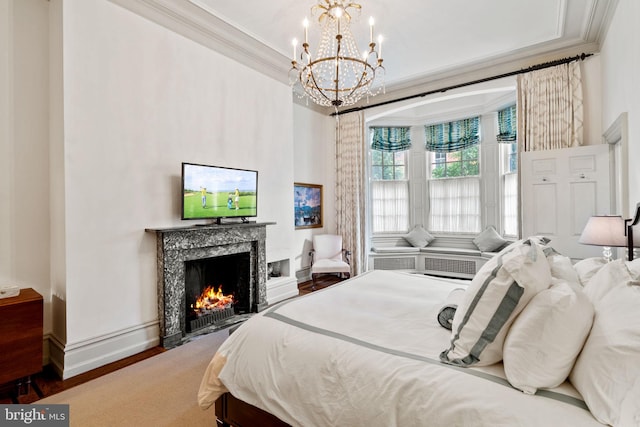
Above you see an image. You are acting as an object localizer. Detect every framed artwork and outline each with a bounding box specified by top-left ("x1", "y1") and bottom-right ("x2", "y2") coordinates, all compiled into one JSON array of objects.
[{"x1": 294, "y1": 183, "x2": 323, "y2": 229}]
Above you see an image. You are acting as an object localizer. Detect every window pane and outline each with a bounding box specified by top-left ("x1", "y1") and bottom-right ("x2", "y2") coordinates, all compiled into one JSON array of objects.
[
  {"x1": 509, "y1": 153, "x2": 517, "y2": 172},
  {"x1": 432, "y1": 164, "x2": 445, "y2": 179},
  {"x1": 446, "y1": 152, "x2": 461, "y2": 162},
  {"x1": 445, "y1": 162, "x2": 462, "y2": 177},
  {"x1": 372, "y1": 166, "x2": 383, "y2": 180},
  {"x1": 394, "y1": 166, "x2": 405, "y2": 179},
  {"x1": 503, "y1": 173, "x2": 518, "y2": 236},
  {"x1": 382, "y1": 151, "x2": 394, "y2": 165},
  {"x1": 508, "y1": 143, "x2": 518, "y2": 172},
  {"x1": 394, "y1": 151, "x2": 405, "y2": 165},
  {"x1": 382, "y1": 166, "x2": 394, "y2": 180},
  {"x1": 372, "y1": 150, "x2": 382, "y2": 165},
  {"x1": 428, "y1": 177, "x2": 481, "y2": 233},
  {"x1": 462, "y1": 146, "x2": 478, "y2": 160},
  {"x1": 463, "y1": 160, "x2": 479, "y2": 176},
  {"x1": 371, "y1": 180, "x2": 409, "y2": 233}
]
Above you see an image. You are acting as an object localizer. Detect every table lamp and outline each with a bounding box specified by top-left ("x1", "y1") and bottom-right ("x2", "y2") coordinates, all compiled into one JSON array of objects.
[{"x1": 579, "y1": 215, "x2": 627, "y2": 262}]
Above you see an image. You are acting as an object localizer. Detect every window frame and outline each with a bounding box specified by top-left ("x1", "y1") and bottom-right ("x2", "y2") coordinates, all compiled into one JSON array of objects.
[
  {"x1": 368, "y1": 147, "x2": 410, "y2": 234},
  {"x1": 427, "y1": 145, "x2": 481, "y2": 180}
]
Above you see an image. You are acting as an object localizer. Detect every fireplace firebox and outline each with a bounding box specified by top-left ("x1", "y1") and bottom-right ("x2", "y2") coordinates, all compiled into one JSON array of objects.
[
  {"x1": 185, "y1": 252, "x2": 250, "y2": 332},
  {"x1": 146, "y1": 222, "x2": 273, "y2": 348}
]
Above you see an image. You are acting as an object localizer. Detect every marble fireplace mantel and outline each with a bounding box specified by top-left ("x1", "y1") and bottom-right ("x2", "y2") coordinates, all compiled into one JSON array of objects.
[{"x1": 146, "y1": 222, "x2": 274, "y2": 348}]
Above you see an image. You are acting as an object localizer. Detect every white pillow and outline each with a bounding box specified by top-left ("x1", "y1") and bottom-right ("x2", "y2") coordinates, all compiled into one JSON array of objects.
[
  {"x1": 404, "y1": 225, "x2": 435, "y2": 248},
  {"x1": 582, "y1": 259, "x2": 633, "y2": 302},
  {"x1": 546, "y1": 253, "x2": 580, "y2": 285},
  {"x1": 503, "y1": 278, "x2": 594, "y2": 394},
  {"x1": 473, "y1": 226, "x2": 508, "y2": 252},
  {"x1": 569, "y1": 259, "x2": 640, "y2": 426},
  {"x1": 440, "y1": 238, "x2": 552, "y2": 367},
  {"x1": 573, "y1": 257, "x2": 607, "y2": 287}
]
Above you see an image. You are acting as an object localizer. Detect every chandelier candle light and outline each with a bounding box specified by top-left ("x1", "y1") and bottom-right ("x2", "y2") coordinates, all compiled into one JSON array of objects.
[{"x1": 289, "y1": 0, "x2": 385, "y2": 108}]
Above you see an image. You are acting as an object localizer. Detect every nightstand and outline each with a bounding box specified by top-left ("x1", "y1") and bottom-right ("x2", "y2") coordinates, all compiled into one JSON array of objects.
[{"x1": 0, "y1": 288, "x2": 44, "y2": 390}]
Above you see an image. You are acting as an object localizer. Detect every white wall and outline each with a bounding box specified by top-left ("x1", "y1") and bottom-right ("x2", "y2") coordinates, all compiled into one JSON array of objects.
[
  {"x1": 292, "y1": 103, "x2": 335, "y2": 277},
  {"x1": 0, "y1": 0, "x2": 13, "y2": 287},
  {"x1": 600, "y1": 0, "x2": 640, "y2": 215},
  {"x1": 59, "y1": 0, "x2": 296, "y2": 355},
  {"x1": 0, "y1": 0, "x2": 52, "y2": 334},
  {"x1": 581, "y1": 55, "x2": 603, "y2": 146},
  {"x1": 1, "y1": 0, "x2": 313, "y2": 378}
]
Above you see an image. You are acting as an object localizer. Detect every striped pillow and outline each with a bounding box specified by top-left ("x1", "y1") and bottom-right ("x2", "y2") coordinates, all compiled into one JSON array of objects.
[{"x1": 440, "y1": 238, "x2": 552, "y2": 367}]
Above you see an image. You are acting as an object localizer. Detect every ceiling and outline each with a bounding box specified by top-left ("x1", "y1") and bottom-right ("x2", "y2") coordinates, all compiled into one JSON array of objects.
[{"x1": 111, "y1": 0, "x2": 618, "y2": 117}]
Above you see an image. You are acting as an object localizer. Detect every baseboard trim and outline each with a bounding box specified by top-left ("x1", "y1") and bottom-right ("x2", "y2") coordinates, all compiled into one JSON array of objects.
[
  {"x1": 266, "y1": 276, "x2": 299, "y2": 304},
  {"x1": 296, "y1": 267, "x2": 311, "y2": 284},
  {"x1": 50, "y1": 321, "x2": 160, "y2": 380}
]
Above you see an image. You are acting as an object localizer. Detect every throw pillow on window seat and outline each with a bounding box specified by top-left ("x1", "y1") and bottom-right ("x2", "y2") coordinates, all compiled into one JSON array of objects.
[
  {"x1": 473, "y1": 226, "x2": 508, "y2": 252},
  {"x1": 404, "y1": 225, "x2": 435, "y2": 248}
]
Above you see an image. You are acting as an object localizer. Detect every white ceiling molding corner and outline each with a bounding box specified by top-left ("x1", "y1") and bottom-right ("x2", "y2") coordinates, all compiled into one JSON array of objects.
[{"x1": 108, "y1": 0, "x2": 291, "y2": 85}]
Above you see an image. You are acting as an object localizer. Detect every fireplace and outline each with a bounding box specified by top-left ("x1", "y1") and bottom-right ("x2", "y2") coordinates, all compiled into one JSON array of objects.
[
  {"x1": 146, "y1": 222, "x2": 273, "y2": 348},
  {"x1": 185, "y1": 252, "x2": 249, "y2": 332}
]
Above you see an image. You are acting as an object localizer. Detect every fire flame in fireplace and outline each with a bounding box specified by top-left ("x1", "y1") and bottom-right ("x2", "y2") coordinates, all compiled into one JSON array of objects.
[{"x1": 192, "y1": 285, "x2": 234, "y2": 315}]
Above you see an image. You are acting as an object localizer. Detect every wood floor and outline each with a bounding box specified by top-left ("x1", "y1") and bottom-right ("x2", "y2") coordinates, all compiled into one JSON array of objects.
[{"x1": 0, "y1": 275, "x2": 342, "y2": 404}]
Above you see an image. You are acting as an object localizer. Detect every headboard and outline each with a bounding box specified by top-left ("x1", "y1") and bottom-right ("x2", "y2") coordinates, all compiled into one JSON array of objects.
[{"x1": 625, "y1": 203, "x2": 640, "y2": 261}]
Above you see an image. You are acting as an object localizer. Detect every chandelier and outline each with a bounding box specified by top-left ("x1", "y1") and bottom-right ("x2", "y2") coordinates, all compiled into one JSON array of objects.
[{"x1": 289, "y1": 0, "x2": 385, "y2": 108}]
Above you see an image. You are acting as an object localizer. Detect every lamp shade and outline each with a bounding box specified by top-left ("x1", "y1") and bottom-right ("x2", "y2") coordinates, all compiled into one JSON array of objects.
[{"x1": 579, "y1": 215, "x2": 627, "y2": 247}]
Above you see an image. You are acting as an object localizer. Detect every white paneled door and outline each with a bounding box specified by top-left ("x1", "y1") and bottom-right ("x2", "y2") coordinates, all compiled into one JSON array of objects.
[{"x1": 521, "y1": 145, "x2": 613, "y2": 260}]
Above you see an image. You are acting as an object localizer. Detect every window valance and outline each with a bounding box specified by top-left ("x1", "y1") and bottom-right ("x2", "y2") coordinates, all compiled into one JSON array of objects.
[
  {"x1": 371, "y1": 127, "x2": 411, "y2": 152},
  {"x1": 424, "y1": 117, "x2": 480, "y2": 152},
  {"x1": 497, "y1": 104, "x2": 517, "y2": 142}
]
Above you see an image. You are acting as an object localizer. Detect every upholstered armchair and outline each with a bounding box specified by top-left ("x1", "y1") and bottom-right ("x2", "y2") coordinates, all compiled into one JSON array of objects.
[{"x1": 309, "y1": 234, "x2": 351, "y2": 290}]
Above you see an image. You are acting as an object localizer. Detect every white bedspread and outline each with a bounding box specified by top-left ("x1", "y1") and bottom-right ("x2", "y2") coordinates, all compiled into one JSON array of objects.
[{"x1": 198, "y1": 270, "x2": 602, "y2": 427}]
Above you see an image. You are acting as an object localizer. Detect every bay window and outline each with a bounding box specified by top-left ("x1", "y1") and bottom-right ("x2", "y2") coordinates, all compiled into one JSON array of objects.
[
  {"x1": 497, "y1": 105, "x2": 519, "y2": 237},
  {"x1": 370, "y1": 128, "x2": 410, "y2": 233},
  {"x1": 425, "y1": 117, "x2": 481, "y2": 233}
]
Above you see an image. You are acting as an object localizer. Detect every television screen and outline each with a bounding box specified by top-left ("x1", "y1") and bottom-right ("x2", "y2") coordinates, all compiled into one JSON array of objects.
[{"x1": 181, "y1": 162, "x2": 258, "y2": 221}]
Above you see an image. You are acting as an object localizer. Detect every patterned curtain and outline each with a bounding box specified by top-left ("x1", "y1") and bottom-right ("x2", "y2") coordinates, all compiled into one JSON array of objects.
[
  {"x1": 497, "y1": 104, "x2": 517, "y2": 142},
  {"x1": 424, "y1": 117, "x2": 480, "y2": 152},
  {"x1": 517, "y1": 62, "x2": 583, "y2": 151},
  {"x1": 371, "y1": 127, "x2": 411, "y2": 151},
  {"x1": 336, "y1": 112, "x2": 366, "y2": 275}
]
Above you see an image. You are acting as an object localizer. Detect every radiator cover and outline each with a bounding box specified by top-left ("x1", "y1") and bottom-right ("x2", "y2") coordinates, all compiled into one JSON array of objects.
[
  {"x1": 424, "y1": 257, "x2": 476, "y2": 275},
  {"x1": 373, "y1": 257, "x2": 416, "y2": 270}
]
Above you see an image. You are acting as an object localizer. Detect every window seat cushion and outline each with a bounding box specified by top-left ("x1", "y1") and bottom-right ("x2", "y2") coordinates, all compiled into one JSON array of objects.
[
  {"x1": 420, "y1": 247, "x2": 481, "y2": 257},
  {"x1": 371, "y1": 246, "x2": 420, "y2": 253}
]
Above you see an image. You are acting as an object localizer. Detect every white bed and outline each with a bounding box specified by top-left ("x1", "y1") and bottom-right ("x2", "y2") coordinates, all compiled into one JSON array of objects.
[{"x1": 198, "y1": 265, "x2": 620, "y2": 426}]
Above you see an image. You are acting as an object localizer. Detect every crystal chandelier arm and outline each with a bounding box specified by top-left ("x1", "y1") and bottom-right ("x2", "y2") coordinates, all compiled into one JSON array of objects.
[{"x1": 300, "y1": 59, "x2": 336, "y2": 105}]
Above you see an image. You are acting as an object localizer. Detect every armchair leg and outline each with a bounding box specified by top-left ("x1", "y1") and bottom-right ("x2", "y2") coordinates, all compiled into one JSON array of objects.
[{"x1": 311, "y1": 273, "x2": 318, "y2": 291}]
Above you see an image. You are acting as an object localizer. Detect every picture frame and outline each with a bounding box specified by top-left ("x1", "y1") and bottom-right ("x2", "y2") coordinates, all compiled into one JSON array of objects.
[{"x1": 294, "y1": 183, "x2": 323, "y2": 229}]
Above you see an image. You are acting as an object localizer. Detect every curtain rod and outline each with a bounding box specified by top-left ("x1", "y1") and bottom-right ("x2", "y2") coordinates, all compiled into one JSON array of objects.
[{"x1": 332, "y1": 52, "x2": 593, "y2": 116}]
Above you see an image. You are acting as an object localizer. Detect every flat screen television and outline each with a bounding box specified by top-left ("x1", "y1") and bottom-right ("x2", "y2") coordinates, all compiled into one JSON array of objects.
[{"x1": 181, "y1": 162, "x2": 258, "y2": 223}]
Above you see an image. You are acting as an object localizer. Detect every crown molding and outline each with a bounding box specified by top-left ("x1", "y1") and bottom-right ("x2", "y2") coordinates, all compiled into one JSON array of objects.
[
  {"x1": 107, "y1": 0, "x2": 615, "y2": 117},
  {"x1": 108, "y1": 0, "x2": 291, "y2": 85},
  {"x1": 583, "y1": 0, "x2": 620, "y2": 43}
]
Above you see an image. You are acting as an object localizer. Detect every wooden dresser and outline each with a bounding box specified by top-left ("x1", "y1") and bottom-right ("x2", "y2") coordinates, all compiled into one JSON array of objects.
[{"x1": 0, "y1": 288, "x2": 43, "y2": 385}]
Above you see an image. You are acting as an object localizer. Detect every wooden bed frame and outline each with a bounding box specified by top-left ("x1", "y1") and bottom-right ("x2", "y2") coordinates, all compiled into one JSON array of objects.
[{"x1": 215, "y1": 392, "x2": 290, "y2": 427}]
